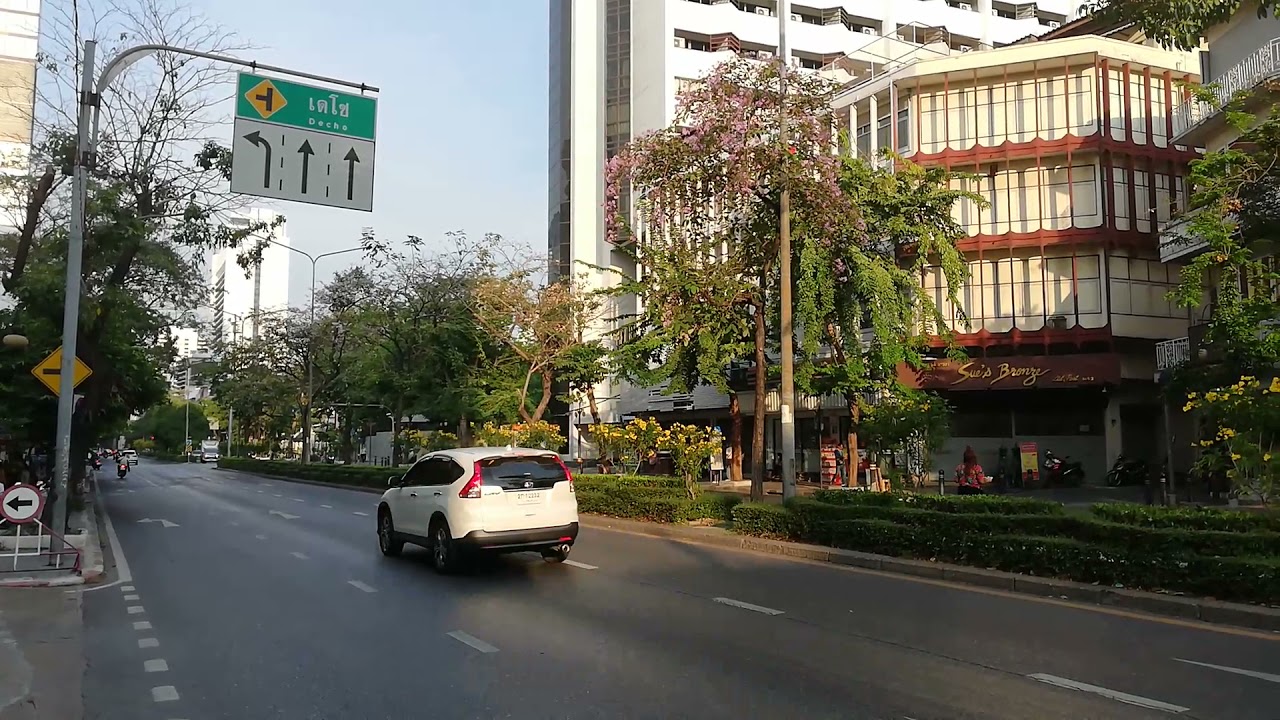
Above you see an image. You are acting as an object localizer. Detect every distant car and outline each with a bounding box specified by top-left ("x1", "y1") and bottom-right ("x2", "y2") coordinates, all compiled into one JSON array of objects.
[
  {"x1": 376, "y1": 447, "x2": 579, "y2": 572},
  {"x1": 121, "y1": 449, "x2": 138, "y2": 465}
]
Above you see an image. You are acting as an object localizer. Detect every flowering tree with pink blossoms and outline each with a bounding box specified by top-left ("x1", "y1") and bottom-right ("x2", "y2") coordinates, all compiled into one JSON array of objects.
[{"x1": 604, "y1": 58, "x2": 856, "y2": 500}]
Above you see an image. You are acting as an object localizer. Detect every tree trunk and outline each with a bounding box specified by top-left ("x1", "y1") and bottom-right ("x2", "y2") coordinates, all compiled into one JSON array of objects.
[
  {"x1": 390, "y1": 406, "x2": 402, "y2": 467},
  {"x1": 458, "y1": 414, "x2": 471, "y2": 446},
  {"x1": 339, "y1": 408, "x2": 355, "y2": 464},
  {"x1": 586, "y1": 388, "x2": 602, "y2": 425},
  {"x1": 846, "y1": 395, "x2": 860, "y2": 488},
  {"x1": 530, "y1": 372, "x2": 553, "y2": 422},
  {"x1": 728, "y1": 391, "x2": 744, "y2": 483},
  {"x1": 751, "y1": 297, "x2": 767, "y2": 503}
]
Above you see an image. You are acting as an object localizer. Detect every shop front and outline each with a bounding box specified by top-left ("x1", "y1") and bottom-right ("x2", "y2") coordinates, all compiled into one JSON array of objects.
[{"x1": 898, "y1": 353, "x2": 1127, "y2": 484}]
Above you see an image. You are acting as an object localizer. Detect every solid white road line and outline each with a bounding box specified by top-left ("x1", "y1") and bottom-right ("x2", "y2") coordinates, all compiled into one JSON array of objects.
[
  {"x1": 95, "y1": 475, "x2": 132, "y2": 583},
  {"x1": 133, "y1": 621, "x2": 152, "y2": 631},
  {"x1": 1174, "y1": 658, "x2": 1280, "y2": 684},
  {"x1": 447, "y1": 630, "x2": 499, "y2": 653},
  {"x1": 352, "y1": 511, "x2": 369, "y2": 517},
  {"x1": 138, "y1": 638, "x2": 159, "y2": 649},
  {"x1": 291, "y1": 552, "x2": 309, "y2": 560},
  {"x1": 143, "y1": 659, "x2": 169, "y2": 673},
  {"x1": 712, "y1": 597, "x2": 785, "y2": 616},
  {"x1": 127, "y1": 606, "x2": 145, "y2": 615},
  {"x1": 151, "y1": 686, "x2": 179, "y2": 702},
  {"x1": 564, "y1": 560, "x2": 598, "y2": 570},
  {"x1": 347, "y1": 580, "x2": 376, "y2": 593},
  {"x1": 123, "y1": 594, "x2": 139, "y2": 601},
  {"x1": 1027, "y1": 674, "x2": 1189, "y2": 713}
]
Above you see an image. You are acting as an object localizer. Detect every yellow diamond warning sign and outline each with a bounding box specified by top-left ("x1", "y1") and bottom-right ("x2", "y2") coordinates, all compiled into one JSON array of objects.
[
  {"x1": 31, "y1": 346, "x2": 92, "y2": 397},
  {"x1": 244, "y1": 78, "x2": 287, "y2": 120}
]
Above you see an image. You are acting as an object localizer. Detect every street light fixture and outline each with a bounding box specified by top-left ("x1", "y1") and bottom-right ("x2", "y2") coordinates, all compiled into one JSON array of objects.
[
  {"x1": 2, "y1": 334, "x2": 28, "y2": 349},
  {"x1": 257, "y1": 236, "x2": 365, "y2": 464}
]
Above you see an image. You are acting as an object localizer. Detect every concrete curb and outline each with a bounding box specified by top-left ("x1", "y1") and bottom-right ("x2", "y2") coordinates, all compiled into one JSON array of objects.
[
  {"x1": 77, "y1": 498, "x2": 104, "y2": 585},
  {"x1": 213, "y1": 465, "x2": 1280, "y2": 634},
  {"x1": 579, "y1": 515, "x2": 1280, "y2": 633}
]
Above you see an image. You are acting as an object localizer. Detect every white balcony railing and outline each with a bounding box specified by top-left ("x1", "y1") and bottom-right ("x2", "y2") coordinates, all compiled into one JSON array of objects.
[
  {"x1": 1158, "y1": 210, "x2": 1208, "y2": 263},
  {"x1": 1155, "y1": 336, "x2": 1190, "y2": 371},
  {"x1": 1172, "y1": 37, "x2": 1280, "y2": 140}
]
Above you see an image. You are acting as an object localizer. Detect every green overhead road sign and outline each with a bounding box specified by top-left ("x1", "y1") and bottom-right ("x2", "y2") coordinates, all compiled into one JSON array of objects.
[{"x1": 235, "y1": 73, "x2": 377, "y2": 141}]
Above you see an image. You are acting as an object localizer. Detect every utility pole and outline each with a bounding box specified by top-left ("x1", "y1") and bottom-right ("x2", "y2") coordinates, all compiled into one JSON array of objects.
[
  {"x1": 227, "y1": 404, "x2": 234, "y2": 459},
  {"x1": 777, "y1": 0, "x2": 798, "y2": 501},
  {"x1": 183, "y1": 358, "x2": 191, "y2": 462}
]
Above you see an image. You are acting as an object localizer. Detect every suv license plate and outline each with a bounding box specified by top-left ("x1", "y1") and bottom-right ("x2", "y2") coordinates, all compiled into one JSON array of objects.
[{"x1": 515, "y1": 491, "x2": 543, "y2": 505}]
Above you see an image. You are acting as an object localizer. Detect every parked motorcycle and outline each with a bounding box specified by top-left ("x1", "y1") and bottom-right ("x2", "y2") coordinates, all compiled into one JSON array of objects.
[
  {"x1": 1043, "y1": 450, "x2": 1084, "y2": 486},
  {"x1": 117, "y1": 460, "x2": 128, "y2": 479},
  {"x1": 1105, "y1": 454, "x2": 1148, "y2": 487}
]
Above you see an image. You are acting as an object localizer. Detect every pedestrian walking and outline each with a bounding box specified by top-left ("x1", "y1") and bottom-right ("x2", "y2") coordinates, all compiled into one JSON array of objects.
[{"x1": 955, "y1": 446, "x2": 987, "y2": 495}]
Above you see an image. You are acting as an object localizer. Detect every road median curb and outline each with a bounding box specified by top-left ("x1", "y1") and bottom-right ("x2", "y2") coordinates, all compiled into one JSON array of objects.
[{"x1": 579, "y1": 514, "x2": 1280, "y2": 633}]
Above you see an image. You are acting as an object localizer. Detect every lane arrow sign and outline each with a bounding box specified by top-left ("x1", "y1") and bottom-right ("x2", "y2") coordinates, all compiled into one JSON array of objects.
[
  {"x1": 0, "y1": 484, "x2": 43, "y2": 524},
  {"x1": 243, "y1": 130, "x2": 272, "y2": 188},
  {"x1": 297, "y1": 139, "x2": 314, "y2": 194},
  {"x1": 343, "y1": 147, "x2": 360, "y2": 201},
  {"x1": 268, "y1": 510, "x2": 299, "y2": 520},
  {"x1": 137, "y1": 518, "x2": 179, "y2": 528}
]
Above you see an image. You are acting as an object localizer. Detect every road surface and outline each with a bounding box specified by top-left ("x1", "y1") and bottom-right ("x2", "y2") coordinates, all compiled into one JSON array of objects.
[{"x1": 80, "y1": 460, "x2": 1280, "y2": 719}]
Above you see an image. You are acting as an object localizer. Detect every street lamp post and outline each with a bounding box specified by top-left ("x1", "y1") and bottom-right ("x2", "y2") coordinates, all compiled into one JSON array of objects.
[
  {"x1": 258, "y1": 238, "x2": 364, "y2": 464},
  {"x1": 777, "y1": 0, "x2": 798, "y2": 501},
  {"x1": 183, "y1": 357, "x2": 191, "y2": 462},
  {"x1": 53, "y1": 38, "x2": 377, "y2": 550}
]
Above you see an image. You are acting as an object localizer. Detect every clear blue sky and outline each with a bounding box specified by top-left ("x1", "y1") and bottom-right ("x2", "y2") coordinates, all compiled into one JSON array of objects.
[{"x1": 192, "y1": 0, "x2": 548, "y2": 305}]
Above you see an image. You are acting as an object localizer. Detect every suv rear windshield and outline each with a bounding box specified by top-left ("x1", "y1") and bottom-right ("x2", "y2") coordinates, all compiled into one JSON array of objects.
[{"x1": 479, "y1": 455, "x2": 567, "y2": 491}]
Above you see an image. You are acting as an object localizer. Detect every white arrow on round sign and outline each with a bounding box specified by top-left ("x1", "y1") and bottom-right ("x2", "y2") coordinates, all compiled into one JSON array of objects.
[{"x1": 0, "y1": 483, "x2": 45, "y2": 524}]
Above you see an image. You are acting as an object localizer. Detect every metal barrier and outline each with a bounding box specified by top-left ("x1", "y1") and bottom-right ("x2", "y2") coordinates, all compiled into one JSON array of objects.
[{"x1": 0, "y1": 518, "x2": 82, "y2": 575}]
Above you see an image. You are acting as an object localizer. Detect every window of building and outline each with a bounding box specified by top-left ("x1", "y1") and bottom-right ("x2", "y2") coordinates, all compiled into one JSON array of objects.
[
  {"x1": 925, "y1": 253, "x2": 1105, "y2": 333},
  {"x1": 1108, "y1": 255, "x2": 1183, "y2": 318}
]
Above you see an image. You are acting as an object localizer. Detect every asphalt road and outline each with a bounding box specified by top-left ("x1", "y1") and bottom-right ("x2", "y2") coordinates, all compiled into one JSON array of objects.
[{"x1": 80, "y1": 459, "x2": 1280, "y2": 720}]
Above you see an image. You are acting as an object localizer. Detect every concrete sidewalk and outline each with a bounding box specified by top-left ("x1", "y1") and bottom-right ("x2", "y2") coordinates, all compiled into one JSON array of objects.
[{"x1": 0, "y1": 588, "x2": 83, "y2": 720}]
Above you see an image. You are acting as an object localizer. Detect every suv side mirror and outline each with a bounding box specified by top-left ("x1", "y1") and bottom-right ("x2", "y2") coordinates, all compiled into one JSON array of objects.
[{"x1": 388, "y1": 475, "x2": 400, "y2": 487}]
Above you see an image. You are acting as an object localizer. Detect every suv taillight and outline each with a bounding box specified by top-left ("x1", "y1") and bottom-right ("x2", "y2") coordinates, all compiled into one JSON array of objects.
[
  {"x1": 554, "y1": 456, "x2": 575, "y2": 493},
  {"x1": 459, "y1": 463, "x2": 483, "y2": 499}
]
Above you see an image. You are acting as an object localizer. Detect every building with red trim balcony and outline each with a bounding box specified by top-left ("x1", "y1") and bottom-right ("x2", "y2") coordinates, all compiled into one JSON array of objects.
[{"x1": 830, "y1": 34, "x2": 1200, "y2": 480}]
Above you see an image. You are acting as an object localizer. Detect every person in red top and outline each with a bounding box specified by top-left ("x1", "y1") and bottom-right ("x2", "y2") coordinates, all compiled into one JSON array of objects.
[{"x1": 955, "y1": 446, "x2": 986, "y2": 495}]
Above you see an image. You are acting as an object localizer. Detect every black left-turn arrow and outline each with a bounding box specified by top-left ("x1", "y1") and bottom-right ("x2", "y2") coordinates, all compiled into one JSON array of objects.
[
  {"x1": 343, "y1": 147, "x2": 360, "y2": 201},
  {"x1": 6, "y1": 496, "x2": 32, "y2": 512},
  {"x1": 243, "y1": 131, "x2": 272, "y2": 188},
  {"x1": 297, "y1": 139, "x2": 314, "y2": 194}
]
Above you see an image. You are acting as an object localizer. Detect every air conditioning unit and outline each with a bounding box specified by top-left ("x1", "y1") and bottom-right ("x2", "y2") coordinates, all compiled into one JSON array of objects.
[
  {"x1": 1047, "y1": 315, "x2": 1069, "y2": 329},
  {"x1": 755, "y1": 6, "x2": 769, "y2": 15},
  {"x1": 790, "y1": 13, "x2": 801, "y2": 21},
  {"x1": 789, "y1": 56, "x2": 801, "y2": 67},
  {"x1": 861, "y1": 27, "x2": 876, "y2": 35},
  {"x1": 960, "y1": 45, "x2": 973, "y2": 52},
  {"x1": 674, "y1": 37, "x2": 686, "y2": 48},
  {"x1": 991, "y1": 9, "x2": 998, "y2": 15},
  {"x1": 1048, "y1": 20, "x2": 1061, "y2": 28},
  {"x1": 959, "y1": 2, "x2": 972, "y2": 10}
]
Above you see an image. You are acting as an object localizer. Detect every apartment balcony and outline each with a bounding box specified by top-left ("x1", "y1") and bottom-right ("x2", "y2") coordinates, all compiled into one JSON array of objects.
[
  {"x1": 1158, "y1": 210, "x2": 1208, "y2": 263},
  {"x1": 1155, "y1": 336, "x2": 1190, "y2": 373},
  {"x1": 1172, "y1": 37, "x2": 1280, "y2": 147}
]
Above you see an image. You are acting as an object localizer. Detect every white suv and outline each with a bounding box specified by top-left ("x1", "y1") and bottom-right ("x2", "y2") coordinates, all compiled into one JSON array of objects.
[{"x1": 377, "y1": 447, "x2": 579, "y2": 572}]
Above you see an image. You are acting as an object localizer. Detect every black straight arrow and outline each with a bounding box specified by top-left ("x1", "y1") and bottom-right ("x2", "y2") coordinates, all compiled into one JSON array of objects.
[
  {"x1": 297, "y1": 139, "x2": 314, "y2": 194},
  {"x1": 243, "y1": 130, "x2": 272, "y2": 188},
  {"x1": 6, "y1": 496, "x2": 32, "y2": 512},
  {"x1": 343, "y1": 147, "x2": 360, "y2": 201}
]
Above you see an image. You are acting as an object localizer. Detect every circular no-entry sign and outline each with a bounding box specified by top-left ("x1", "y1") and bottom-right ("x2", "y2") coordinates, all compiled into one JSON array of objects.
[{"x1": 0, "y1": 483, "x2": 45, "y2": 524}]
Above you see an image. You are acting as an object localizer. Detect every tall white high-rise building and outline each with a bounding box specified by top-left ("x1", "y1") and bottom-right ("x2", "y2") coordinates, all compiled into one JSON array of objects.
[
  {"x1": 208, "y1": 208, "x2": 290, "y2": 348},
  {"x1": 0, "y1": 0, "x2": 39, "y2": 233}
]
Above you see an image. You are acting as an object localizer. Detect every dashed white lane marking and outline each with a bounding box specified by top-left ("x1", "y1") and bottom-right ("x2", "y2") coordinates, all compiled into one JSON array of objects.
[
  {"x1": 320, "y1": 504, "x2": 333, "y2": 509},
  {"x1": 143, "y1": 659, "x2": 169, "y2": 673},
  {"x1": 1174, "y1": 658, "x2": 1280, "y2": 684},
  {"x1": 120, "y1": 585, "x2": 135, "y2": 592},
  {"x1": 713, "y1": 597, "x2": 785, "y2": 616},
  {"x1": 291, "y1": 552, "x2": 309, "y2": 560},
  {"x1": 257, "y1": 490, "x2": 264, "y2": 494},
  {"x1": 564, "y1": 560, "x2": 597, "y2": 570},
  {"x1": 229, "y1": 521, "x2": 239, "y2": 527},
  {"x1": 272, "y1": 494, "x2": 283, "y2": 497},
  {"x1": 447, "y1": 630, "x2": 499, "y2": 653},
  {"x1": 151, "y1": 686, "x2": 179, "y2": 702},
  {"x1": 123, "y1": 594, "x2": 139, "y2": 601},
  {"x1": 127, "y1": 606, "x2": 145, "y2": 615},
  {"x1": 255, "y1": 534, "x2": 268, "y2": 540},
  {"x1": 138, "y1": 638, "x2": 159, "y2": 649},
  {"x1": 133, "y1": 621, "x2": 152, "y2": 631},
  {"x1": 347, "y1": 580, "x2": 376, "y2": 593},
  {"x1": 1027, "y1": 674, "x2": 1189, "y2": 713},
  {"x1": 352, "y1": 511, "x2": 369, "y2": 517},
  {"x1": 293, "y1": 498, "x2": 305, "y2": 503}
]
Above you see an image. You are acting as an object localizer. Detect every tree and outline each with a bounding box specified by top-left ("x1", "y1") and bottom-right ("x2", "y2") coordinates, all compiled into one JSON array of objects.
[
  {"x1": 794, "y1": 154, "x2": 976, "y2": 475},
  {"x1": 1083, "y1": 0, "x2": 1279, "y2": 51},
  {"x1": 128, "y1": 401, "x2": 209, "y2": 454},
  {"x1": 605, "y1": 58, "x2": 847, "y2": 500}
]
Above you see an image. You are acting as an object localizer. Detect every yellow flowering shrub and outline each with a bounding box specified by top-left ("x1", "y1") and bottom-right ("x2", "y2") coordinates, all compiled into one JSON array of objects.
[
  {"x1": 657, "y1": 423, "x2": 723, "y2": 499},
  {"x1": 1183, "y1": 375, "x2": 1279, "y2": 503},
  {"x1": 472, "y1": 421, "x2": 565, "y2": 450}
]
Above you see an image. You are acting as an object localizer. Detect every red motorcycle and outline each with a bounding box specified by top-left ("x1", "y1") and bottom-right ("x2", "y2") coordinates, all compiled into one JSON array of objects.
[{"x1": 1042, "y1": 450, "x2": 1084, "y2": 486}]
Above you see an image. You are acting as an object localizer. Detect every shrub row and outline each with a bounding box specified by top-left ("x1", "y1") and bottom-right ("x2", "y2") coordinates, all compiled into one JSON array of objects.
[
  {"x1": 577, "y1": 486, "x2": 741, "y2": 523},
  {"x1": 1089, "y1": 503, "x2": 1280, "y2": 534},
  {"x1": 218, "y1": 458, "x2": 406, "y2": 489},
  {"x1": 811, "y1": 488, "x2": 1065, "y2": 516},
  {"x1": 575, "y1": 473, "x2": 686, "y2": 490},
  {"x1": 783, "y1": 498, "x2": 1280, "y2": 559},
  {"x1": 732, "y1": 503, "x2": 1280, "y2": 604}
]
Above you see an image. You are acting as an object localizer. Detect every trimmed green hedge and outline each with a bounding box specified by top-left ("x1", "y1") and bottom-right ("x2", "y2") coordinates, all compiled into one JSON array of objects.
[
  {"x1": 575, "y1": 473, "x2": 686, "y2": 490},
  {"x1": 1090, "y1": 503, "x2": 1280, "y2": 534},
  {"x1": 811, "y1": 488, "x2": 1064, "y2": 515},
  {"x1": 577, "y1": 486, "x2": 740, "y2": 523},
  {"x1": 218, "y1": 458, "x2": 407, "y2": 489},
  {"x1": 732, "y1": 503, "x2": 1280, "y2": 604}
]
